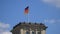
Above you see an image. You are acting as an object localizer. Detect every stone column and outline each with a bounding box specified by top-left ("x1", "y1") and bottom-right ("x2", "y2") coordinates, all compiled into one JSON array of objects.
[
  {"x1": 24, "y1": 30, "x2": 26, "y2": 34},
  {"x1": 41, "y1": 30, "x2": 46, "y2": 34},
  {"x1": 30, "y1": 31, "x2": 32, "y2": 34},
  {"x1": 20, "y1": 29, "x2": 24, "y2": 34},
  {"x1": 35, "y1": 29, "x2": 38, "y2": 34},
  {"x1": 36, "y1": 31, "x2": 38, "y2": 34},
  {"x1": 30, "y1": 28, "x2": 32, "y2": 34}
]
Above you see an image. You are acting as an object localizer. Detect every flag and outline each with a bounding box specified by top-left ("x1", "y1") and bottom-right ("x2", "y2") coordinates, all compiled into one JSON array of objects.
[{"x1": 24, "y1": 6, "x2": 29, "y2": 14}]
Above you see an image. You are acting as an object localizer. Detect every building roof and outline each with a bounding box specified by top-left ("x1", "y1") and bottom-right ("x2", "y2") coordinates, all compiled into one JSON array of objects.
[
  {"x1": 11, "y1": 22, "x2": 48, "y2": 32},
  {"x1": 14, "y1": 22, "x2": 47, "y2": 29}
]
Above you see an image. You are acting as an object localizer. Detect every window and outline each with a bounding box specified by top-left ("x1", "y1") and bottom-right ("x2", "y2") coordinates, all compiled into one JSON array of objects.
[
  {"x1": 32, "y1": 31, "x2": 34, "y2": 34},
  {"x1": 26, "y1": 31, "x2": 30, "y2": 34},
  {"x1": 37, "y1": 31, "x2": 41, "y2": 34}
]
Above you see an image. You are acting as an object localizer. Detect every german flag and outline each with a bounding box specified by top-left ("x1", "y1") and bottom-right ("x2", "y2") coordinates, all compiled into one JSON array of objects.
[{"x1": 24, "y1": 6, "x2": 29, "y2": 14}]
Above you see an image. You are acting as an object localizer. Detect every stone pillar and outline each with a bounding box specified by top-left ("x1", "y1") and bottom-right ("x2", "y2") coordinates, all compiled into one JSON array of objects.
[
  {"x1": 30, "y1": 31, "x2": 32, "y2": 34},
  {"x1": 24, "y1": 30, "x2": 26, "y2": 34},
  {"x1": 36, "y1": 31, "x2": 38, "y2": 34},
  {"x1": 20, "y1": 29, "x2": 24, "y2": 34},
  {"x1": 35, "y1": 29, "x2": 38, "y2": 34},
  {"x1": 30, "y1": 28, "x2": 32, "y2": 34},
  {"x1": 41, "y1": 30, "x2": 46, "y2": 34}
]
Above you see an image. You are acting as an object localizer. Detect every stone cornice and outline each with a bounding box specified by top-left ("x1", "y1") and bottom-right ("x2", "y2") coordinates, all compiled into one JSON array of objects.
[{"x1": 11, "y1": 22, "x2": 48, "y2": 32}]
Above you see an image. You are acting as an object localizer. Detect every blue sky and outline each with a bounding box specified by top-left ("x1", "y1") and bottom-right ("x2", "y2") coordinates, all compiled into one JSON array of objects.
[{"x1": 0, "y1": 0, "x2": 60, "y2": 34}]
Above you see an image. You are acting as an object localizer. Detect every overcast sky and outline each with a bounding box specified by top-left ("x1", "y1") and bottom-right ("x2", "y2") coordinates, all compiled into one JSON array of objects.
[{"x1": 0, "y1": 0, "x2": 60, "y2": 34}]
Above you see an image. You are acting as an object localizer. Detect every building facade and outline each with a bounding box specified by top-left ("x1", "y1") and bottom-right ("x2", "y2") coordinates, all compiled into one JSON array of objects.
[{"x1": 11, "y1": 22, "x2": 47, "y2": 34}]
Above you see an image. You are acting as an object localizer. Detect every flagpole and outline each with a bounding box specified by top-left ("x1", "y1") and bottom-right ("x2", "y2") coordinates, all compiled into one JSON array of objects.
[
  {"x1": 25, "y1": 13, "x2": 29, "y2": 23},
  {"x1": 27, "y1": 9, "x2": 29, "y2": 23},
  {"x1": 27, "y1": 13, "x2": 29, "y2": 23}
]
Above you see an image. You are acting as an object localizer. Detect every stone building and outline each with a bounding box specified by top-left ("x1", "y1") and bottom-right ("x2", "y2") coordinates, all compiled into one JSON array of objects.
[{"x1": 11, "y1": 22, "x2": 47, "y2": 34}]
